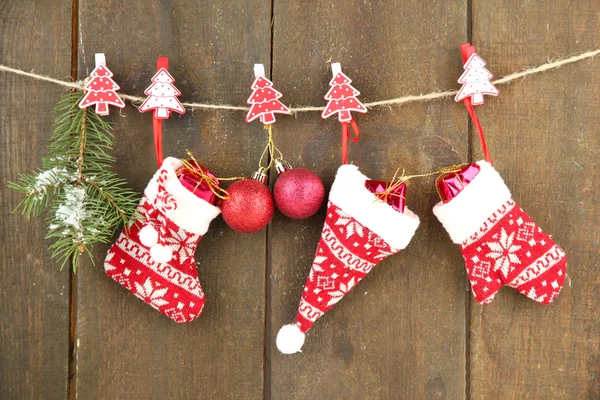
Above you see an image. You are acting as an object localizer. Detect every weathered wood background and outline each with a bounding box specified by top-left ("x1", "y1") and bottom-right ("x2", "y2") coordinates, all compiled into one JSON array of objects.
[{"x1": 1, "y1": 0, "x2": 598, "y2": 398}]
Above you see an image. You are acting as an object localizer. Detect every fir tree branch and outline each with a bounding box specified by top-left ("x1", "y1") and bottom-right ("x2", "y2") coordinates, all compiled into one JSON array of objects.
[
  {"x1": 87, "y1": 180, "x2": 129, "y2": 224},
  {"x1": 77, "y1": 107, "x2": 87, "y2": 180},
  {"x1": 8, "y1": 91, "x2": 139, "y2": 272}
]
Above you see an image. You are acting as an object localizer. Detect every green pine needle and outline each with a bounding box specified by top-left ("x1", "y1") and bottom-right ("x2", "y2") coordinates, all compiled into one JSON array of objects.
[{"x1": 8, "y1": 91, "x2": 139, "y2": 272}]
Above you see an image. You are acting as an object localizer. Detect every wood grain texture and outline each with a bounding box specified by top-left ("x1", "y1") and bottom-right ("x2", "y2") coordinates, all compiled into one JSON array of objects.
[
  {"x1": 269, "y1": 1, "x2": 469, "y2": 398},
  {"x1": 74, "y1": 1, "x2": 271, "y2": 398},
  {"x1": 0, "y1": 1, "x2": 72, "y2": 399},
  {"x1": 3, "y1": 0, "x2": 600, "y2": 397},
  {"x1": 470, "y1": 1, "x2": 600, "y2": 398}
]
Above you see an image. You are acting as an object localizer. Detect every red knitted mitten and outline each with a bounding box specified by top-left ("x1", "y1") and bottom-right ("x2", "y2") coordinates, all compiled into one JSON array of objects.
[
  {"x1": 104, "y1": 158, "x2": 220, "y2": 323},
  {"x1": 276, "y1": 164, "x2": 420, "y2": 354},
  {"x1": 433, "y1": 161, "x2": 567, "y2": 305}
]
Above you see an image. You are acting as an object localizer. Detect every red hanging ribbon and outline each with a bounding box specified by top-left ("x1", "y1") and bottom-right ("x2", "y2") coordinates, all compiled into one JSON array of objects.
[
  {"x1": 153, "y1": 116, "x2": 163, "y2": 167},
  {"x1": 152, "y1": 57, "x2": 169, "y2": 167},
  {"x1": 459, "y1": 43, "x2": 493, "y2": 165},
  {"x1": 341, "y1": 118, "x2": 360, "y2": 164}
]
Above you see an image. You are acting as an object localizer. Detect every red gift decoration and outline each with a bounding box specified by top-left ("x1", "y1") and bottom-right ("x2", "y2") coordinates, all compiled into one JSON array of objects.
[
  {"x1": 365, "y1": 180, "x2": 406, "y2": 213},
  {"x1": 177, "y1": 161, "x2": 220, "y2": 206},
  {"x1": 435, "y1": 163, "x2": 480, "y2": 203}
]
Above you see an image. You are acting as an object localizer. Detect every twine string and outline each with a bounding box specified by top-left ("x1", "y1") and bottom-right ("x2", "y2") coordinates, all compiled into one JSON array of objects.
[
  {"x1": 257, "y1": 124, "x2": 284, "y2": 170},
  {"x1": 0, "y1": 48, "x2": 597, "y2": 112},
  {"x1": 375, "y1": 164, "x2": 468, "y2": 202}
]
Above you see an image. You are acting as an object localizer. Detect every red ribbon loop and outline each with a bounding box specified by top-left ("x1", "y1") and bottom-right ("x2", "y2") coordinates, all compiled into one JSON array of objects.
[
  {"x1": 464, "y1": 98, "x2": 492, "y2": 165},
  {"x1": 341, "y1": 119, "x2": 361, "y2": 164},
  {"x1": 459, "y1": 43, "x2": 493, "y2": 165},
  {"x1": 152, "y1": 58, "x2": 169, "y2": 167},
  {"x1": 153, "y1": 117, "x2": 164, "y2": 167},
  {"x1": 348, "y1": 118, "x2": 360, "y2": 143}
]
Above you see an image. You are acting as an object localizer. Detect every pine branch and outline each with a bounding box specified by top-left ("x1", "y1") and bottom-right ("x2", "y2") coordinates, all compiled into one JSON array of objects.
[{"x1": 9, "y1": 91, "x2": 139, "y2": 272}]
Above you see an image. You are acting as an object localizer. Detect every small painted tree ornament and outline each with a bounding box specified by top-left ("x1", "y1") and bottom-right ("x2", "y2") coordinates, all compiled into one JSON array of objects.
[
  {"x1": 321, "y1": 63, "x2": 366, "y2": 164},
  {"x1": 245, "y1": 64, "x2": 291, "y2": 125},
  {"x1": 273, "y1": 159, "x2": 325, "y2": 219},
  {"x1": 79, "y1": 53, "x2": 125, "y2": 116},
  {"x1": 139, "y1": 58, "x2": 186, "y2": 167},
  {"x1": 455, "y1": 52, "x2": 499, "y2": 105},
  {"x1": 322, "y1": 63, "x2": 367, "y2": 122},
  {"x1": 139, "y1": 58, "x2": 186, "y2": 120}
]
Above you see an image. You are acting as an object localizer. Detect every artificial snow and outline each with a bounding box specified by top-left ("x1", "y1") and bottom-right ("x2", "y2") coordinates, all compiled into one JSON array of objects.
[
  {"x1": 32, "y1": 167, "x2": 75, "y2": 198},
  {"x1": 55, "y1": 186, "x2": 88, "y2": 240}
]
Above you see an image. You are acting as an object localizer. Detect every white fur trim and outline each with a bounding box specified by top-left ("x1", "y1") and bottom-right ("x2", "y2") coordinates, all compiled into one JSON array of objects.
[
  {"x1": 150, "y1": 244, "x2": 173, "y2": 263},
  {"x1": 144, "y1": 158, "x2": 221, "y2": 236},
  {"x1": 432, "y1": 161, "x2": 511, "y2": 244},
  {"x1": 327, "y1": 164, "x2": 420, "y2": 250},
  {"x1": 276, "y1": 324, "x2": 305, "y2": 354},
  {"x1": 139, "y1": 225, "x2": 159, "y2": 247}
]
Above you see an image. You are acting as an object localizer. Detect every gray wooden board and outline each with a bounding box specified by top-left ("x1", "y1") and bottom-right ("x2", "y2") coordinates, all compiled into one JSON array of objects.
[
  {"x1": 3, "y1": 0, "x2": 600, "y2": 398},
  {"x1": 74, "y1": 1, "x2": 271, "y2": 398},
  {"x1": 0, "y1": 0, "x2": 73, "y2": 398},
  {"x1": 269, "y1": 1, "x2": 470, "y2": 398},
  {"x1": 470, "y1": 0, "x2": 600, "y2": 398}
]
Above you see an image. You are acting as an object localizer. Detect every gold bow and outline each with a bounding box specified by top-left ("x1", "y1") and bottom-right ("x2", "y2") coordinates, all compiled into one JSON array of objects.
[{"x1": 178, "y1": 150, "x2": 244, "y2": 200}]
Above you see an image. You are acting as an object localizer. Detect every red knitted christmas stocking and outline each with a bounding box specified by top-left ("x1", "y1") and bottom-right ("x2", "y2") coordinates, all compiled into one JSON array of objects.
[
  {"x1": 104, "y1": 158, "x2": 220, "y2": 323},
  {"x1": 276, "y1": 164, "x2": 420, "y2": 354},
  {"x1": 433, "y1": 161, "x2": 567, "y2": 305}
]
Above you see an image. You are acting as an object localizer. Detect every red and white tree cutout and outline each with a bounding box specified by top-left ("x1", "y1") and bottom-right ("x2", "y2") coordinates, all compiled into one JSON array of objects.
[
  {"x1": 245, "y1": 65, "x2": 290, "y2": 125},
  {"x1": 139, "y1": 67, "x2": 185, "y2": 119},
  {"x1": 322, "y1": 68, "x2": 367, "y2": 122},
  {"x1": 79, "y1": 54, "x2": 125, "y2": 116},
  {"x1": 455, "y1": 53, "x2": 499, "y2": 106}
]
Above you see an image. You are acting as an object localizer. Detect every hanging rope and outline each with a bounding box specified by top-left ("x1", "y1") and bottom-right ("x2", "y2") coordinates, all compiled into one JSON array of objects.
[{"x1": 0, "y1": 48, "x2": 597, "y2": 112}]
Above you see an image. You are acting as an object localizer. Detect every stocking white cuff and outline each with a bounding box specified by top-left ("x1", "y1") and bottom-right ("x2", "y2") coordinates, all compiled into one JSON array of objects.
[
  {"x1": 433, "y1": 160, "x2": 511, "y2": 244},
  {"x1": 328, "y1": 164, "x2": 420, "y2": 250},
  {"x1": 144, "y1": 157, "x2": 221, "y2": 236}
]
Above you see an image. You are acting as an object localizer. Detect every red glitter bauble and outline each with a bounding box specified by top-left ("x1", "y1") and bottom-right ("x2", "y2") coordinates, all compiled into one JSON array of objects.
[
  {"x1": 222, "y1": 179, "x2": 274, "y2": 233},
  {"x1": 274, "y1": 168, "x2": 325, "y2": 219}
]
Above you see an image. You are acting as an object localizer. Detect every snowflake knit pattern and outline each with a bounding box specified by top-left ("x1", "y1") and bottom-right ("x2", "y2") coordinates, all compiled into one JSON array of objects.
[
  {"x1": 295, "y1": 202, "x2": 400, "y2": 332},
  {"x1": 433, "y1": 161, "x2": 567, "y2": 305},
  {"x1": 276, "y1": 164, "x2": 420, "y2": 354},
  {"x1": 105, "y1": 158, "x2": 220, "y2": 323}
]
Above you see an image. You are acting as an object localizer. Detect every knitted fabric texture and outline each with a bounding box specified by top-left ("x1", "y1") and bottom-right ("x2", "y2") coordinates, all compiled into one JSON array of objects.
[
  {"x1": 277, "y1": 164, "x2": 419, "y2": 353},
  {"x1": 104, "y1": 158, "x2": 220, "y2": 323},
  {"x1": 433, "y1": 161, "x2": 567, "y2": 304}
]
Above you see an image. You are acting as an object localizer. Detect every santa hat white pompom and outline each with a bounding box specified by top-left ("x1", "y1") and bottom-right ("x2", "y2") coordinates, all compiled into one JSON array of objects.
[
  {"x1": 276, "y1": 324, "x2": 305, "y2": 354},
  {"x1": 139, "y1": 225, "x2": 159, "y2": 247},
  {"x1": 150, "y1": 244, "x2": 173, "y2": 264}
]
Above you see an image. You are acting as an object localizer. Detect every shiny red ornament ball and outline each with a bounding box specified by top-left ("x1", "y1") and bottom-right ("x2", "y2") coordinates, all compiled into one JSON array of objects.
[
  {"x1": 222, "y1": 179, "x2": 274, "y2": 233},
  {"x1": 274, "y1": 168, "x2": 325, "y2": 219}
]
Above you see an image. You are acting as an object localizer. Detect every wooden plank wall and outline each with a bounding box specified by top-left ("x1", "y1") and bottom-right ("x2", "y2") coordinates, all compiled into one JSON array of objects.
[
  {"x1": 269, "y1": 1, "x2": 468, "y2": 399},
  {"x1": 1, "y1": 0, "x2": 599, "y2": 399},
  {"x1": 0, "y1": 1, "x2": 72, "y2": 399},
  {"x1": 469, "y1": 1, "x2": 600, "y2": 399},
  {"x1": 73, "y1": 1, "x2": 271, "y2": 399}
]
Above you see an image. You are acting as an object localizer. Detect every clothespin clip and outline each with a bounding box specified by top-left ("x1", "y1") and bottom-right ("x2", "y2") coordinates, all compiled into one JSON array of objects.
[
  {"x1": 454, "y1": 44, "x2": 499, "y2": 164},
  {"x1": 246, "y1": 63, "x2": 290, "y2": 125},
  {"x1": 321, "y1": 63, "x2": 366, "y2": 164},
  {"x1": 455, "y1": 44, "x2": 499, "y2": 105},
  {"x1": 79, "y1": 53, "x2": 125, "y2": 116},
  {"x1": 140, "y1": 58, "x2": 185, "y2": 120},
  {"x1": 139, "y1": 58, "x2": 186, "y2": 167}
]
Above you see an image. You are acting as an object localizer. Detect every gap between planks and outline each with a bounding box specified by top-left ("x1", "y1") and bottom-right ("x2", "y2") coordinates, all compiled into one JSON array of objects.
[{"x1": 68, "y1": 0, "x2": 79, "y2": 399}]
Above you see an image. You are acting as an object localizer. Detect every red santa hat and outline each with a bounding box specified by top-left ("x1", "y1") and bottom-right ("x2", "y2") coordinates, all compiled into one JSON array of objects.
[{"x1": 276, "y1": 164, "x2": 420, "y2": 353}]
